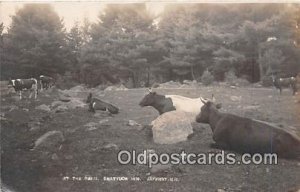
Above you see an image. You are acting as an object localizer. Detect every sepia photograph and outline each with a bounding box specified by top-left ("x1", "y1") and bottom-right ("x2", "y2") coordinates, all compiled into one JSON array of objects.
[{"x1": 0, "y1": 1, "x2": 300, "y2": 191}]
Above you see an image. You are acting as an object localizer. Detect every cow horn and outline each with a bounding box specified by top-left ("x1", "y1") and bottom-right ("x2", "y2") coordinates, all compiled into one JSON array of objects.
[{"x1": 200, "y1": 97, "x2": 207, "y2": 104}]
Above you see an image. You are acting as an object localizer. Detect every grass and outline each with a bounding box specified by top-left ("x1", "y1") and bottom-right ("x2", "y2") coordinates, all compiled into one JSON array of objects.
[{"x1": 1, "y1": 86, "x2": 300, "y2": 192}]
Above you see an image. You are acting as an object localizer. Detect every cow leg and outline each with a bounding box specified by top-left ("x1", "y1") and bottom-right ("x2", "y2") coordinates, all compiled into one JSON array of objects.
[
  {"x1": 279, "y1": 87, "x2": 282, "y2": 94},
  {"x1": 34, "y1": 88, "x2": 37, "y2": 99},
  {"x1": 291, "y1": 84, "x2": 296, "y2": 95},
  {"x1": 212, "y1": 127, "x2": 230, "y2": 150},
  {"x1": 88, "y1": 102, "x2": 96, "y2": 113},
  {"x1": 19, "y1": 91, "x2": 22, "y2": 99},
  {"x1": 210, "y1": 142, "x2": 230, "y2": 150},
  {"x1": 29, "y1": 91, "x2": 33, "y2": 98},
  {"x1": 40, "y1": 80, "x2": 43, "y2": 91}
]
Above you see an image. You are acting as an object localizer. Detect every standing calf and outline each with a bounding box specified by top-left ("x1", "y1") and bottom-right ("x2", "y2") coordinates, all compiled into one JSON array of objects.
[
  {"x1": 8, "y1": 78, "x2": 38, "y2": 99},
  {"x1": 196, "y1": 99, "x2": 300, "y2": 159},
  {"x1": 86, "y1": 93, "x2": 119, "y2": 114},
  {"x1": 39, "y1": 75, "x2": 54, "y2": 90},
  {"x1": 272, "y1": 76, "x2": 297, "y2": 95}
]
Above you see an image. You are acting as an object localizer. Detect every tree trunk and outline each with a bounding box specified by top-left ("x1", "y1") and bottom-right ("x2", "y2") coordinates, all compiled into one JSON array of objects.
[
  {"x1": 191, "y1": 65, "x2": 196, "y2": 80},
  {"x1": 258, "y1": 47, "x2": 264, "y2": 81},
  {"x1": 146, "y1": 66, "x2": 150, "y2": 87}
]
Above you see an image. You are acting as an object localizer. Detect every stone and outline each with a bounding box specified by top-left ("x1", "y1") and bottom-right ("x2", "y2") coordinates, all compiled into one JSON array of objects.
[
  {"x1": 150, "y1": 164, "x2": 172, "y2": 174},
  {"x1": 230, "y1": 95, "x2": 241, "y2": 102},
  {"x1": 99, "y1": 119, "x2": 109, "y2": 125},
  {"x1": 59, "y1": 95, "x2": 71, "y2": 102},
  {"x1": 127, "y1": 120, "x2": 141, "y2": 126},
  {"x1": 84, "y1": 122, "x2": 98, "y2": 130},
  {"x1": 104, "y1": 84, "x2": 128, "y2": 91},
  {"x1": 242, "y1": 105, "x2": 260, "y2": 110},
  {"x1": 54, "y1": 105, "x2": 68, "y2": 113},
  {"x1": 103, "y1": 143, "x2": 118, "y2": 150},
  {"x1": 33, "y1": 131, "x2": 64, "y2": 151},
  {"x1": 51, "y1": 153, "x2": 59, "y2": 160},
  {"x1": 35, "y1": 104, "x2": 51, "y2": 112},
  {"x1": 151, "y1": 111, "x2": 194, "y2": 144}
]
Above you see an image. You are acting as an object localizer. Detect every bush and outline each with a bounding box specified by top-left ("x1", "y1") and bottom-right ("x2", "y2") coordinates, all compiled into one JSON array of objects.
[
  {"x1": 225, "y1": 71, "x2": 250, "y2": 86},
  {"x1": 261, "y1": 76, "x2": 274, "y2": 87},
  {"x1": 201, "y1": 70, "x2": 214, "y2": 86},
  {"x1": 225, "y1": 70, "x2": 237, "y2": 85}
]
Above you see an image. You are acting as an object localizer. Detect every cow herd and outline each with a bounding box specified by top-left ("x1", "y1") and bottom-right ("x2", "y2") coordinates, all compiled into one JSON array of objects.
[
  {"x1": 6, "y1": 75, "x2": 300, "y2": 160},
  {"x1": 138, "y1": 89, "x2": 300, "y2": 159},
  {"x1": 8, "y1": 75, "x2": 54, "y2": 99}
]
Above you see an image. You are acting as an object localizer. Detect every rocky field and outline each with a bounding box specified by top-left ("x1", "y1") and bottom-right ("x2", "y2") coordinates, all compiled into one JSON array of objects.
[{"x1": 1, "y1": 84, "x2": 300, "y2": 192}]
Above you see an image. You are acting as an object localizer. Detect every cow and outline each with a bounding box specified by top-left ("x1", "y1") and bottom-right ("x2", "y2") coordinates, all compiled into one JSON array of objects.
[
  {"x1": 8, "y1": 78, "x2": 38, "y2": 99},
  {"x1": 86, "y1": 93, "x2": 119, "y2": 114},
  {"x1": 195, "y1": 98, "x2": 300, "y2": 159},
  {"x1": 272, "y1": 76, "x2": 297, "y2": 95},
  {"x1": 139, "y1": 88, "x2": 205, "y2": 115},
  {"x1": 39, "y1": 75, "x2": 54, "y2": 91}
]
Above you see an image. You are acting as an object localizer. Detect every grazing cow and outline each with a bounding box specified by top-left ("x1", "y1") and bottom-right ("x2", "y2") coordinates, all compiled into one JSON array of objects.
[
  {"x1": 86, "y1": 93, "x2": 119, "y2": 114},
  {"x1": 8, "y1": 78, "x2": 38, "y2": 99},
  {"x1": 272, "y1": 76, "x2": 297, "y2": 95},
  {"x1": 39, "y1": 75, "x2": 54, "y2": 90},
  {"x1": 139, "y1": 88, "x2": 205, "y2": 115},
  {"x1": 196, "y1": 99, "x2": 300, "y2": 159}
]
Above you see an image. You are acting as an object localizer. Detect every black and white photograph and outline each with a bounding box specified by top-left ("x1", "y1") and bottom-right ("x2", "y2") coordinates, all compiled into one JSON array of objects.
[{"x1": 0, "y1": 1, "x2": 300, "y2": 191}]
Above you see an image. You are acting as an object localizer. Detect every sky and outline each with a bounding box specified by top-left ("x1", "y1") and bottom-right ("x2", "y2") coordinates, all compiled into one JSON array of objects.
[
  {"x1": 0, "y1": 2, "x2": 166, "y2": 31},
  {"x1": 1, "y1": 1, "x2": 299, "y2": 31}
]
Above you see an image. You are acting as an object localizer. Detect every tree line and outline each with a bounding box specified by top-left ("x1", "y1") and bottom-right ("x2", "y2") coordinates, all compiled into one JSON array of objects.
[{"x1": 1, "y1": 3, "x2": 299, "y2": 87}]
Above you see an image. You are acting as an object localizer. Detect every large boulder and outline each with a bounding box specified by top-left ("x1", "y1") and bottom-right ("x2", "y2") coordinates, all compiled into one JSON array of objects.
[
  {"x1": 33, "y1": 130, "x2": 64, "y2": 151},
  {"x1": 104, "y1": 84, "x2": 128, "y2": 91},
  {"x1": 151, "y1": 111, "x2": 194, "y2": 144}
]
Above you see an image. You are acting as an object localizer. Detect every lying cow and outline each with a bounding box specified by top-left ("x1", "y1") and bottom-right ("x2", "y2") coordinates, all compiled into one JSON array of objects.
[
  {"x1": 139, "y1": 88, "x2": 205, "y2": 115},
  {"x1": 272, "y1": 76, "x2": 297, "y2": 95},
  {"x1": 8, "y1": 78, "x2": 38, "y2": 99},
  {"x1": 39, "y1": 75, "x2": 54, "y2": 90},
  {"x1": 196, "y1": 98, "x2": 300, "y2": 159},
  {"x1": 86, "y1": 93, "x2": 119, "y2": 114}
]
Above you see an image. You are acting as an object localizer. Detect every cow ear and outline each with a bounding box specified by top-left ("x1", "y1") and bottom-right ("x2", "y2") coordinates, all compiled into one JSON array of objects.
[
  {"x1": 216, "y1": 103, "x2": 222, "y2": 109},
  {"x1": 148, "y1": 88, "x2": 152, "y2": 93},
  {"x1": 212, "y1": 94, "x2": 216, "y2": 102}
]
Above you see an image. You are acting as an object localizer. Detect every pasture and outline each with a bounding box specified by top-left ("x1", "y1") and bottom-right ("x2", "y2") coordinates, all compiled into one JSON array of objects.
[{"x1": 1, "y1": 85, "x2": 300, "y2": 192}]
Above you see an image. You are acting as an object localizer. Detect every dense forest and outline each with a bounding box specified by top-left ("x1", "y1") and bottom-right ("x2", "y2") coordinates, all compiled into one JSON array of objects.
[{"x1": 1, "y1": 4, "x2": 299, "y2": 87}]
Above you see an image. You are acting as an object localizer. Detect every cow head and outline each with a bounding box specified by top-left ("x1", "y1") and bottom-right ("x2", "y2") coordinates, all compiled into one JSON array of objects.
[
  {"x1": 196, "y1": 97, "x2": 221, "y2": 123},
  {"x1": 8, "y1": 79, "x2": 15, "y2": 87},
  {"x1": 139, "y1": 89, "x2": 157, "y2": 107},
  {"x1": 86, "y1": 93, "x2": 93, "y2": 103}
]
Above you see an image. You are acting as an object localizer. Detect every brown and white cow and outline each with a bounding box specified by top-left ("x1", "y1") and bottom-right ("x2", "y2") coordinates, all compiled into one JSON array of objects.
[
  {"x1": 196, "y1": 98, "x2": 300, "y2": 159},
  {"x1": 8, "y1": 78, "x2": 38, "y2": 99},
  {"x1": 139, "y1": 88, "x2": 205, "y2": 115}
]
